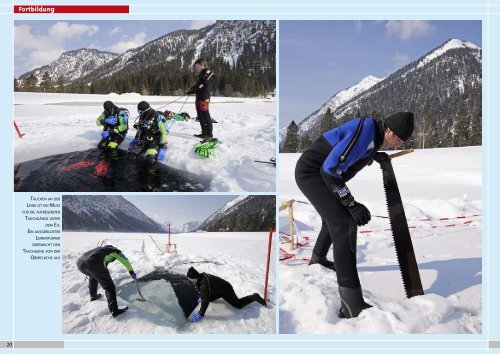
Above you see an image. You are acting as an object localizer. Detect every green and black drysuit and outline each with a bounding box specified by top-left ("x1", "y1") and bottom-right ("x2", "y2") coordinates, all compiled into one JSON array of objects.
[
  {"x1": 129, "y1": 110, "x2": 168, "y2": 163},
  {"x1": 96, "y1": 109, "x2": 129, "y2": 150},
  {"x1": 76, "y1": 245, "x2": 134, "y2": 315}
]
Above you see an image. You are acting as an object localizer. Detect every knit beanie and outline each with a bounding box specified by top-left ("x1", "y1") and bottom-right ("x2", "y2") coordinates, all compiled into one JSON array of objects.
[
  {"x1": 384, "y1": 112, "x2": 415, "y2": 142},
  {"x1": 187, "y1": 267, "x2": 200, "y2": 279}
]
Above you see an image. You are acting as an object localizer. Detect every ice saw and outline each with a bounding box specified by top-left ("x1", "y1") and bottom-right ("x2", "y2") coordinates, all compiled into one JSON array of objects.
[{"x1": 376, "y1": 149, "x2": 424, "y2": 298}]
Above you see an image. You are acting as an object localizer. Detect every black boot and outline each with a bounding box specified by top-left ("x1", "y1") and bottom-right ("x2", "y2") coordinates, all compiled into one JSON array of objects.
[
  {"x1": 308, "y1": 253, "x2": 336, "y2": 271},
  {"x1": 338, "y1": 286, "x2": 372, "y2": 319},
  {"x1": 112, "y1": 307, "x2": 129, "y2": 318},
  {"x1": 90, "y1": 294, "x2": 102, "y2": 302},
  {"x1": 105, "y1": 290, "x2": 128, "y2": 318},
  {"x1": 253, "y1": 293, "x2": 267, "y2": 307}
]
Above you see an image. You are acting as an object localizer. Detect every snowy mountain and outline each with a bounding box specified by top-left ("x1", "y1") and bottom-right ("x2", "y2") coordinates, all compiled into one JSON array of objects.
[
  {"x1": 18, "y1": 48, "x2": 119, "y2": 86},
  {"x1": 198, "y1": 196, "x2": 275, "y2": 232},
  {"x1": 62, "y1": 195, "x2": 165, "y2": 233},
  {"x1": 166, "y1": 221, "x2": 202, "y2": 234},
  {"x1": 17, "y1": 21, "x2": 276, "y2": 97},
  {"x1": 285, "y1": 38, "x2": 481, "y2": 149},
  {"x1": 297, "y1": 75, "x2": 382, "y2": 136},
  {"x1": 180, "y1": 221, "x2": 202, "y2": 233}
]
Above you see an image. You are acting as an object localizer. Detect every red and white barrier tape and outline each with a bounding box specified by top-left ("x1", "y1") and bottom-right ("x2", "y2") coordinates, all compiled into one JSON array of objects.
[
  {"x1": 360, "y1": 219, "x2": 476, "y2": 234},
  {"x1": 284, "y1": 199, "x2": 482, "y2": 223}
]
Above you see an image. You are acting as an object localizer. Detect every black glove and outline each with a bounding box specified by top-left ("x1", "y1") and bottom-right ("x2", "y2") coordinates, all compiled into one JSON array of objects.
[
  {"x1": 374, "y1": 152, "x2": 389, "y2": 164},
  {"x1": 347, "y1": 201, "x2": 371, "y2": 226}
]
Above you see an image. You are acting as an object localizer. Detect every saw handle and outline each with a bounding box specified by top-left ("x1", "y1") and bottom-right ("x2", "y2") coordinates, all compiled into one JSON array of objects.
[
  {"x1": 389, "y1": 148, "x2": 414, "y2": 159},
  {"x1": 374, "y1": 148, "x2": 414, "y2": 164}
]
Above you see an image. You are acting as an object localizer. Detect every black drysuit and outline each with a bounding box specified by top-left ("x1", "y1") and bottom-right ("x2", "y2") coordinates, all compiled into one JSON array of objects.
[
  {"x1": 76, "y1": 245, "x2": 133, "y2": 314},
  {"x1": 187, "y1": 68, "x2": 214, "y2": 137},
  {"x1": 294, "y1": 120, "x2": 384, "y2": 289},
  {"x1": 195, "y1": 273, "x2": 258, "y2": 316}
]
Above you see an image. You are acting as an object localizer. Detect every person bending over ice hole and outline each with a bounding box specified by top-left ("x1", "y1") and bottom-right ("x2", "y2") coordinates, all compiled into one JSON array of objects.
[
  {"x1": 128, "y1": 101, "x2": 168, "y2": 163},
  {"x1": 76, "y1": 245, "x2": 137, "y2": 318},
  {"x1": 295, "y1": 112, "x2": 415, "y2": 319},
  {"x1": 186, "y1": 58, "x2": 215, "y2": 140},
  {"x1": 96, "y1": 101, "x2": 129, "y2": 151},
  {"x1": 186, "y1": 267, "x2": 267, "y2": 323}
]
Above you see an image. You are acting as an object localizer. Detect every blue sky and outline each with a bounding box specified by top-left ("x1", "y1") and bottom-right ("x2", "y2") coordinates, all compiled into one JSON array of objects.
[
  {"x1": 124, "y1": 195, "x2": 237, "y2": 226},
  {"x1": 14, "y1": 20, "x2": 215, "y2": 77},
  {"x1": 279, "y1": 20, "x2": 482, "y2": 128}
]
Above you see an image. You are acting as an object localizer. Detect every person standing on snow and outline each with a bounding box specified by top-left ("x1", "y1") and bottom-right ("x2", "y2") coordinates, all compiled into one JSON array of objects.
[
  {"x1": 186, "y1": 267, "x2": 266, "y2": 323},
  {"x1": 294, "y1": 112, "x2": 415, "y2": 319},
  {"x1": 128, "y1": 101, "x2": 168, "y2": 163},
  {"x1": 76, "y1": 245, "x2": 137, "y2": 318},
  {"x1": 186, "y1": 58, "x2": 215, "y2": 140},
  {"x1": 96, "y1": 101, "x2": 129, "y2": 150}
]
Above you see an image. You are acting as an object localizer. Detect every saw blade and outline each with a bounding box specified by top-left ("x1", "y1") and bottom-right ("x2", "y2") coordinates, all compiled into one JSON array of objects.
[{"x1": 379, "y1": 154, "x2": 424, "y2": 298}]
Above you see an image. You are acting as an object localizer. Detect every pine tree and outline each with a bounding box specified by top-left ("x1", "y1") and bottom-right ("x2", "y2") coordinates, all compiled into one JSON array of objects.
[
  {"x1": 56, "y1": 75, "x2": 66, "y2": 93},
  {"x1": 298, "y1": 132, "x2": 312, "y2": 152},
  {"x1": 320, "y1": 108, "x2": 336, "y2": 133},
  {"x1": 40, "y1": 71, "x2": 53, "y2": 92},
  {"x1": 282, "y1": 121, "x2": 299, "y2": 153},
  {"x1": 469, "y1": 108, "x2": 482, "y2": 146},
  {"x1": 454, "y1": 101, "x2": 469, "y2": 147},
  {"x1": 22, "y1": 74, "x2": 37, "y2": 92}
]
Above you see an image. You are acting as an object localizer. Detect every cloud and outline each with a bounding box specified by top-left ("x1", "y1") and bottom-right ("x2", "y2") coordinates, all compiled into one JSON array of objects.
[
  {"x1": 14, "y1": 22, "x2": 100, "y2": 74},
  {"x1": 110, "y1": 26, "x2": 122, "y2": 36},
  {"x1": 48, "y1": 22, "x2": 99, "y2": 41},
  {"x1": 108, "y1": 32, "x2": 147, "y2": 53},
  {"x1": 385, "y1": 20, "x2": 436, "y2": 40},
  {"x1": 354, "y1": 21, "x2": 362, "y2": 33},
  {"x1": 15, "y1": 24, "x2": 55, "y2": 55},
  {"x1": 189, "y1": 20, "x2": 216, "y2": 30}
]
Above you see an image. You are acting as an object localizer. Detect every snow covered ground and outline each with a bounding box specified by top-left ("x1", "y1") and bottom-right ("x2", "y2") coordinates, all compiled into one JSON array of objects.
[
  {"x1": 62, "y1": 231, "x2": 275, "y2": 334},
  {"x1": 279, "y1": 147, "x2": 482, "y2": 334},
  {"x1": 14, "y1": 92, "x2": 276, "y2": 192}
]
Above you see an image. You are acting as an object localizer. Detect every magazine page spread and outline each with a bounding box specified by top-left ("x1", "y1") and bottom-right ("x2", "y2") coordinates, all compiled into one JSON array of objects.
[{"x1": 1, "y1": 0, "x2": 497, "y2": 353}]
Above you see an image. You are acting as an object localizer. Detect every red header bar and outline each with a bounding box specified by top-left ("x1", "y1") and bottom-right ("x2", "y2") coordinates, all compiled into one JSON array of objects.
[{"x1": 14, "y1": 5, "x2": 129, "y2": 14}]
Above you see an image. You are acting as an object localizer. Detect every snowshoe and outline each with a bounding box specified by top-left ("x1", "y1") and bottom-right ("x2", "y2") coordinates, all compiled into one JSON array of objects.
[{"x1": 194, "y1": 138, "x2": 219, "y2": 158}]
